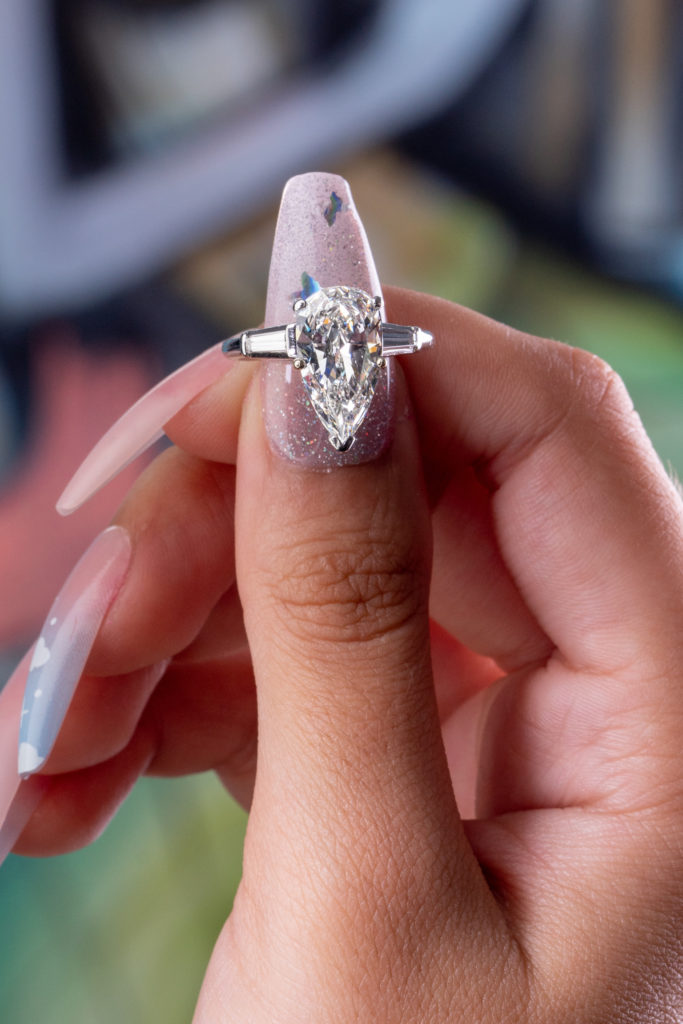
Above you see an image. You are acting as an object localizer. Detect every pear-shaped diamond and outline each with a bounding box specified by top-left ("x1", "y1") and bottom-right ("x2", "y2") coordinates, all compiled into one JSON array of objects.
[{"x1": 293, "y1": 286, "x2": 383, "y2": 450}]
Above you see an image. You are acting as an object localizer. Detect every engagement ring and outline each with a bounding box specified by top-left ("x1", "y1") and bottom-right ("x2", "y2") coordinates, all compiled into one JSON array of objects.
[{"x1": 223, "y1": 285, "x2": 433, "y2": 451}]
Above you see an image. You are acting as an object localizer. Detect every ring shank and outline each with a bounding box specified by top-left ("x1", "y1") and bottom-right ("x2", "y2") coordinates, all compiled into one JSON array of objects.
[{"x1": 222, "y1": 322, "x2": 432, "y2": 359}]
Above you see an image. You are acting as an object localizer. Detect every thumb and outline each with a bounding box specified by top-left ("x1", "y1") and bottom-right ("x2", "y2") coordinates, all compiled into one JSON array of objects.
[
  {"x1": 237, "y1": 361, "x2": 449, "y2": 846},
  {"x1": 227, "y1": 175, "x2": 503, "y2": 1002}
]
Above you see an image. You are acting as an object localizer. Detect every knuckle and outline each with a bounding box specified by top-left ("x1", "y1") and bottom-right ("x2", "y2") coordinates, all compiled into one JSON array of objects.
[
  {"x1": 491, "y1": 340, "x2": 641, "y2": 480},
  {"x1": 262, "y1": 527, "x2": 426, "y2": 646},
  {"x1": 566, "y1": 346, "x2": 635, "y2": 427},
  {"x1": 519, "y1": 344, "x2": 641, "y2": 464}
]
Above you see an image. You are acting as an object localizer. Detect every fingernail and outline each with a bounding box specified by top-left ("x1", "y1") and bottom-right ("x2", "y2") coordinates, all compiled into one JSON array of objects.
[
  {"x1": 262, "y1": 362, "x2": 395, "y2": 468},
  {"x1": 56, "y1": 343, "x2": 228, "y2": 515},
  {"x1": 262, "y1": 172, "x2": 395, "y2": 468},
  {"x1": 1, "y1": 650, "x2": 32, "y2": 822},
  {"x1": 0, "y1": 652, "x2": 47, "y2": 864},
  {"x1": 18, "y1": 526, "x2": 132, "y2": 777},
  {"x1": 0, "y1": 778, "x2": 46, "y2": 866}
]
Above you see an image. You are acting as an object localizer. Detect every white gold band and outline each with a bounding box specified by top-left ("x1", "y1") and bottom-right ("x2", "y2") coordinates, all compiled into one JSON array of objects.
[
  {"x1": 222, "y1": 321, "x2": 433, "y2": 359},
  {"x1": 222, "y1": 284, "x2": 433, "y2": 451}
]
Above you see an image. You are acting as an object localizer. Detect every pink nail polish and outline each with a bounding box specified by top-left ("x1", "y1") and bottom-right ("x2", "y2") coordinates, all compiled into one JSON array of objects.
[
  {"x1": 262, "y1": 363, "x2": 394, "y2": 468},
  {"x1": 262, "y1": 173, "x2": 395, "y2": 468},
  {"x1": 57, "y1": 343, "x2": 228, "y2": 515},
  {"x1": 18, "y1": 526, "x2": 132, "y2": 776}
]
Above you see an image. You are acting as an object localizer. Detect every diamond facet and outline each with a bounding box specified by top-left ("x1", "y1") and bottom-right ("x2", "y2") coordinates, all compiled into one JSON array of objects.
[{"x1": 293, "y1": 285, "x2": 383, "y2": 449}]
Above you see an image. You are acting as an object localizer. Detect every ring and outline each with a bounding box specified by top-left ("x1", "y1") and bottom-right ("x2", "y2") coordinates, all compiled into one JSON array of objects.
[{"x1": 222, "y1": 284, "x2": 433, "y2": 452}]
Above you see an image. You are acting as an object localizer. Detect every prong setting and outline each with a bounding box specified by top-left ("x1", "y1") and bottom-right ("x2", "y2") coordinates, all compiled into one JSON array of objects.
[
  {"x1": 223, "y1": 285, "x2": 432, "y2": 450},
  {"x1": 331, "y1": 436, "x2": 355, "y2": 452}
]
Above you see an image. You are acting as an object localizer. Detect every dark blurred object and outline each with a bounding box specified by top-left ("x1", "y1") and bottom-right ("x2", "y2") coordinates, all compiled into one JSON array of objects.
[
  {"x1": 0, "y1": 0, "x2": 524, "y2": 321},
  {"x1": 57, "y1": 0, "x2": 384, "y2": 175},
  {"x1": 2, "y1": 1, "x2": 681, "y2": 320},
  {"x1": 402, "y1": 0, "x2": 683, "y2": 298},
  {"x1": 55, "y1": 0, "x2": 310, "y2": 172}
]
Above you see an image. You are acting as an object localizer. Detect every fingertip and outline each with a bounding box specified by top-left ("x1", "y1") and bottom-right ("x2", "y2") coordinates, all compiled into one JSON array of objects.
[
  {"x1": 163, "y1": 359, "x2": 255, "y2": 465},
  {"x1": 12, "y1": 728, "x2": 154, "y2": 858}
]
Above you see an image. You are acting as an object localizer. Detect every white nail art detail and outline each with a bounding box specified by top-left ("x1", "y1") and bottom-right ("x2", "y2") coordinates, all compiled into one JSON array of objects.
[
  {"x1": 18, "y1": 526, "x2": 132, "y2": 776},
  {"x1": 18, "y1": 742, "x2": 44, "y2": 776},
  {"x1": 29, "y1": 637, "x2": 51, "y2": 671},
  {"x1": 0, "y1": 650, "x2": 33, "y2": 837}
]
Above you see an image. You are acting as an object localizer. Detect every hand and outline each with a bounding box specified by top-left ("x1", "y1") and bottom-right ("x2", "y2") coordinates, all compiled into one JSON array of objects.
[{"x1": 9, "y1": 278, "x2": 683, "y2": 1022}]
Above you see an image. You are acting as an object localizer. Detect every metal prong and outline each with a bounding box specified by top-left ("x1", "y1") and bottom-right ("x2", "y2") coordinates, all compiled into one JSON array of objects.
[
  {"x1": 376, "y1": 356, "x2": 386, "y2": 369},
  {"x1": 330, "y1": 436, "x2": 355, "y2": 452},
  {"x1": 293, "y1": 357, "x2": 305, "y2": 370},
  {"x1": 373, "y1": 295, "x2": 382, "y2": 308},
  {"x1": 414, "y1": 327, "x2": 434, "y2": 350},
  {"x1": 222, "y1": 332, "x2": 244, "y2": 357},
  {"x1": 293, "y1": 298, "x2": 307, "y2": 313}
]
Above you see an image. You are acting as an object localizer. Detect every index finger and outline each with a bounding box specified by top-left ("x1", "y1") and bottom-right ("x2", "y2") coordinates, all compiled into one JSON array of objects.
[{"x1": 387, "y1": 286, "x2": 683, "y2": 676}]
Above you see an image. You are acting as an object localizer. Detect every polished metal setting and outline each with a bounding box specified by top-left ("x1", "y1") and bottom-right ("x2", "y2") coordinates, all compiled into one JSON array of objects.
[
  {"x1": 221, "y1": 321, "x2": 433, "y2": 360},
  {"x1": 222, "y1": 285, "x2": 433, "y2": 450}
]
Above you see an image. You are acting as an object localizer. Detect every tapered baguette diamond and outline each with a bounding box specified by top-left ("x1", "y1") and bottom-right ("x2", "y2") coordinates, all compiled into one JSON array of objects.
[{"x1": 294, "y1": 286, "x2": 383, "y2": 450}]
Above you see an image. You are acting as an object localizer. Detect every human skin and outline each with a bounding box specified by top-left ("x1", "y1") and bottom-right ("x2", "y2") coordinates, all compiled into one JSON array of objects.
[{"x1": 9, "y1": 287, "x2": 683, "y2": 1022}]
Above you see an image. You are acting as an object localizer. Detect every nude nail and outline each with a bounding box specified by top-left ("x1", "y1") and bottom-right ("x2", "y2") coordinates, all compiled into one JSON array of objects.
[
  {"x1": 18, "y1": 526, "x2": 132, "y2": 777},
  {"x1": 57, "y1": 343, "x2": 228, "y2": 515},
  {"x1": 262, "y1": 172, "x2": 395, "y2": 468}
]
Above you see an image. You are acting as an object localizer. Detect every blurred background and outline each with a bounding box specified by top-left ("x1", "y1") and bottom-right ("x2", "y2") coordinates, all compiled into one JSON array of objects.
[{"x1": 1, "y1": 1, "x2": 682, "y2": 1020}]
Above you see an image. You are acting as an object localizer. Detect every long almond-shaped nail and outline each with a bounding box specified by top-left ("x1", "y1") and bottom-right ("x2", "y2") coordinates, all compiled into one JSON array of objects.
[
  {"x1": 18, "y1": 526, "x2": 132, "y2": 776},
  {"x1": 0, "y1": 652, "x2": 47, "y2": 864},
  {"x1": 1, "y1": 651, "x2": 31, "y2": 820},
  {"x1": 57, "y1": 343, "x2": 228, "y2": 515},
  {"x1": 262, "y1": 172, "x2": 395, "y2": 468}
]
